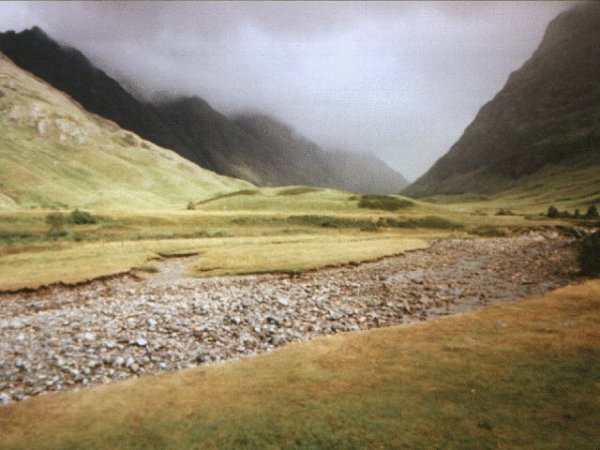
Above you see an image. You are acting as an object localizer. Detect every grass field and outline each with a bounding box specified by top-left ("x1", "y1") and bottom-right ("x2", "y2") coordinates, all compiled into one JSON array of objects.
[
  {"x1": 0, "y1": 185, "x2": 595, "y2": 290},
  {"x1": 1, "y1": 280, "x2": 597, "y2": 449},
  {"x1": 0, "y1": 234, "x2": 427, "y2": 291}
]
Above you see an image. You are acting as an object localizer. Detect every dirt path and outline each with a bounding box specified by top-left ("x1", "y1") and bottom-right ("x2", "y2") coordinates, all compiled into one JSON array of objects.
[{"x1": 0, "y1": 235, "x2": 582, "y2": 404}]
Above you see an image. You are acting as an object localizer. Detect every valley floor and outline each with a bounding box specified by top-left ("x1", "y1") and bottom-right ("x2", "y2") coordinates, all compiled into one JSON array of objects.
[{"x1": 0, "y1": 234, "x2": 581, "y2": 404}]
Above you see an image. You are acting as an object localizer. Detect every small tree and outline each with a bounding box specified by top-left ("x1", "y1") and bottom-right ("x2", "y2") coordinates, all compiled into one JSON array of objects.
[
  {"x1": 547, "y1": 205, "x2": 560, "y2": 218},
  {"x1": 584, "y1": 205, "x2": 599, "y2": 219},
  {"x1": 573, "y1": 209, "x2": 581, "y2": 219}
]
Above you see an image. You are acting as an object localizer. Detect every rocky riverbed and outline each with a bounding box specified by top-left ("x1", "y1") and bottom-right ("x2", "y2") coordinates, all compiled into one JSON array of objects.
[{"x1": 0, "y1": 235, "x2": 581, "y2": 404}]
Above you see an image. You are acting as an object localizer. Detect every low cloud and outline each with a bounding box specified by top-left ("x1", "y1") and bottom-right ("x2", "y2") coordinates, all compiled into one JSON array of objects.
[{"x1": 0, "y1": 1, "x2": 574, "y2": 179}]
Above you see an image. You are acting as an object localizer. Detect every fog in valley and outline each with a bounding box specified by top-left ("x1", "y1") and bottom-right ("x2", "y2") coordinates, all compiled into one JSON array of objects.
[{"x1": 0, "y1": 1, "x2": 574, "y2": 179}]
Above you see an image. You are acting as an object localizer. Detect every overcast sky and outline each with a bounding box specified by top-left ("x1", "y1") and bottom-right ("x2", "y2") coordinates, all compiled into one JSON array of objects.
[{"x1": 0, "y1": 1, "x2": 575, "y2": 180}]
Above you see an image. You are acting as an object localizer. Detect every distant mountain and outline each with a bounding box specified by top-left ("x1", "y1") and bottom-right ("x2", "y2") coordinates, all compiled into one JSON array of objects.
[
  {"x1": 404, "y1": 2, "x2": 600, "y2": 198},
  {"x1": 233, "y1": 113, "x2": 408, "y2": 194},
  {"x1": 0, "y1": 51, "x2": 249, "y2": 210},
  {"x1": 0, "y1": 27, "x2": 408, "y2": 194}
]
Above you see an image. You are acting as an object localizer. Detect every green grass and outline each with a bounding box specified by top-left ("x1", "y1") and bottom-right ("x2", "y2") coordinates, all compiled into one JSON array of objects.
[
  {"x1": 1, "y1": 281, "x2": 598, "y2": 449},
  {"x1": 0, "y1": 189, "x2": 575, "y2": 291},
  {"x1": 422, "y1": 155, "x2": 600, "y2": 215},
  {"x1": 188, "y1": 234, "x2": 427, "y2": 277},
  {"x1": 0, "y1": 53, "x2": 250, "y2": 211}
]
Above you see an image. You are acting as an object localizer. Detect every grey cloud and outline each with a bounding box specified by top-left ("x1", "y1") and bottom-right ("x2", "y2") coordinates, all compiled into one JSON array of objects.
[{"x1": 0, "y1": 1, "x2": 575, "y2": 180}]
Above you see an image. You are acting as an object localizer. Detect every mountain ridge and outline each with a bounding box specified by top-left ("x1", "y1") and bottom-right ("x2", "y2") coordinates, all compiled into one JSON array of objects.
[
  {"x1": 0, "y1": 50, "x2": 250, "y2": 210},
  {"x1": 0, "y1": 27, "x2": 408, "y2": 194},
  {"x1": 403, "y1": 1, "x2": 600, "y2": 197}
]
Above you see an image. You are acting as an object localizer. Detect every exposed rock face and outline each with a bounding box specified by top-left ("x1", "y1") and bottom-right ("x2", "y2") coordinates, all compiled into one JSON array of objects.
[
  {"x1": 0, "y1": 235, "x2": 580, "y2": 403},
  {"x1": 404, "y1": 2, "x2": 600, "y2": 197},
  {"x1": 0, "y1": 28, "x2": 408, "y2": 193}
]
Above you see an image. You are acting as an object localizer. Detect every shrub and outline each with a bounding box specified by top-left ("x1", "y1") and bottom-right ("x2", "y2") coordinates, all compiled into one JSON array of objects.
[
  {"x1": 560, "y1": 210, "x2": 572, "y2": 218},
  {"x1": 376, "y1": 216, "x2": 462, "y2": 230},
  {"x1": 287, "y1": 215, "x2": 375, "y2": 229},
  {"x1": 547, "y1": 205, "x2": 560, "y2": 218},
  {"x1": 69, "y1": 209, "x2": 97, "y2": 225},
  {"x1": 577, "y1": 232, "x2": 600, "y2": 275},
  {"x1": 495, "y1": 209, "x2": 514, "y2": 216},
  {"x1": 357, "y1": 195, "x2": 413, "y2": 211},
  {"x1": 585, "y1": 205, "x2": 599, "y2": 219},
  {"x1": 186, "y1": 201, "x2": 196, "y2": 210}
]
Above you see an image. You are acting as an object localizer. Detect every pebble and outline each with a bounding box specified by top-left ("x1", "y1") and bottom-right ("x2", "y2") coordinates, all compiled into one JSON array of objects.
[{"x1": 0, "y1": 236, "x2": 581, "y2": 403}]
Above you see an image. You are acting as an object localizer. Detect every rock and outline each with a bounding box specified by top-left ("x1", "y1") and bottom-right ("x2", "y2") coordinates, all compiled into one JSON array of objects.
[
  {"x1": 194, "y1": 350, "x2": 210, "y2": 363},
  {"x1": 0, "y1": 393, "x2": 11, "y2": 404},
  {"x1": 113, "y1": 356, "x2": 125, "y2": 367},
  {"x1": 270, "y1": 336, "x2": 285, "y2": 347},
  {"x1": 83, "y1": 332, "x2": 96, "y2": 341},
  {"x1": 15, "y1": 359, "x2": 29, "y2": 372},
  {"x1": 0, "y1": 236, "x2": 577, "y2": 403}
]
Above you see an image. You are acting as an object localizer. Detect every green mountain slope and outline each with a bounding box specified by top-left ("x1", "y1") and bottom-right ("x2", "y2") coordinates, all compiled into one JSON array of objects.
[
  {"x1": 0, "y1": 52, "x2": 251, "y2": 210},
  {"x1": 404, "y1": 2, "x2": 600, "y2": 198}
]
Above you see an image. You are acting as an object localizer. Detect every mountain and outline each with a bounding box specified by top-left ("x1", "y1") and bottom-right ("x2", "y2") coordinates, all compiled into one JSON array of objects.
[
  {"x1": 404, "y1": 2, "x2": 600, "y2": 198},
  {"x1": 0, "y1": 51, "x2": 250, "y2": 210},
  {"x1": 233, "y1": 113, "x2": 409, "y2": 194},
  {"x1": 156, "y1": 98, "x2": 282, "y2": 185},
  {"x1": 0, "y1": 27, "x2": 408, "y2": 194}
]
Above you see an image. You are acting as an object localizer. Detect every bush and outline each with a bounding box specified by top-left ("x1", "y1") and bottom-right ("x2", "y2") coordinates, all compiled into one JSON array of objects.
[
  {"x1": 376, "y1": 215, "x2": 463, "y2": 230},
  {"x1": 357, "y1": 195, "x2": 413, "y2": 211},
  {"x1": 585, "y1": 205, "x2": 599, "y2": 219},
  {"x1": 577, "y1": 233, "x2": 600, "y2": 275},
  {"x1": 287, "y1": 215, "x2": 375, "y2": 229},
  {"x1": 547, "y1": 205, "x2": 560, "y2": 218},
  {"x1": 69, "y1": 209, "x2": 97, "y2": 225},
  {"x1": 495, "y1": 209, "x2": 514, "y2": 216},
  {"x1": 186, "y1": 202, "x2": 196, "y2": 211}
]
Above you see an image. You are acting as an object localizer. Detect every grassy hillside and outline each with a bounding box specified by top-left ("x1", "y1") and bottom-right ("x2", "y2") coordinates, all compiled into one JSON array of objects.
[
  {"x1": 1, "y1": 280, "x2": 598, "y2": 449},
  {"x1": 0, "y1": 52, "x2": 250, "y2": 210}
]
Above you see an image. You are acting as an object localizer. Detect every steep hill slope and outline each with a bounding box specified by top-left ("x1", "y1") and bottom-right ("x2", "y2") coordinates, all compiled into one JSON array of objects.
[
  {"x1": 0, "y1": 27, "x2": 408, "y2": 194},
  {"x1": 0, "y1": 52, "x2": 249, "y2": 210},
  {"x1": 404, "y1": 2, "x2": 600, "y2": 197},
  {"x1": 233, "y1": 113, "x2": 409, "y2": 194}
]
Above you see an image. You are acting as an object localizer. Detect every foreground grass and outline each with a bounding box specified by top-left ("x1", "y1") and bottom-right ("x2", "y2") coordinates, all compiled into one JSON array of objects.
[{"x1": 1, "y1": 281, "x2": 598, "y2": 449}]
